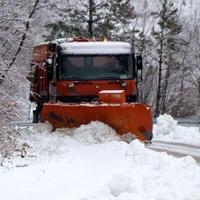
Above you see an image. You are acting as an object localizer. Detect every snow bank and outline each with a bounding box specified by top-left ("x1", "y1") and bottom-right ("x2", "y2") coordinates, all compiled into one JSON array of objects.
[
  {"x1": 155, "y1": 114, "x2": 177, "y2": 136},
  {"x1": 2, "y1": 121, "x2": 119, "y2": 167},
  {"x1": 154, "y1": 114, "x2": 200, "y2": 144},
  {"x1": 1, "y1": 138, "x2": 200, "y2": 200},
  {"x1": 55, "y1": 121, "x2": 119, "y2": 144},
  {"x1": 1, "y1": 119, "x2": 200, "y2": 200}
]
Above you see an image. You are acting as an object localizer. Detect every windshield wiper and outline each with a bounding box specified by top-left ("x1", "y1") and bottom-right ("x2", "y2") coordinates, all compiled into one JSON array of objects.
[{"x1": 100, "y1": 77, "x2": 121, "y2": 80}]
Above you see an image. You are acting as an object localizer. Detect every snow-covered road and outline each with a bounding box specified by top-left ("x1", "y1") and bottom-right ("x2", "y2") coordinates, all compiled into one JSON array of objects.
[
  {"x1": 0, "y1": 115, "x2": 200, "y2": 200},
  {"x1": 146, "y1": 140, "x2": 200, "y2": 162}
]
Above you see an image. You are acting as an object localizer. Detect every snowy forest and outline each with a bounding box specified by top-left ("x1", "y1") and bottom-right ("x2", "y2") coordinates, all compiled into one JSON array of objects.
[{"x1": 1, "y1": 0, "x2": 200, "y2": 154}]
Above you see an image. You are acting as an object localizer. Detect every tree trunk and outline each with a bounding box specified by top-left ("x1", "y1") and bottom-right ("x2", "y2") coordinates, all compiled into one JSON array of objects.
[
  {"x1": 155, "y1": 32, "x2": 164, "y2": 117},
  {"x1": 88, "y1": 0, "x2": 93, "y2": 37}
]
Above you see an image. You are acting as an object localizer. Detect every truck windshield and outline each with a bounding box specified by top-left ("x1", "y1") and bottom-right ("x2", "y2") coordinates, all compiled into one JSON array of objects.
[{"x1": 59, "y1": 54, "x2": 133, "y2": 80}]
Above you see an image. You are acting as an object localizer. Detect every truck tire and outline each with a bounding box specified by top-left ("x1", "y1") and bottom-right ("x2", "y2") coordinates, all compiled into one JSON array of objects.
[{"x1": 32, "y1": 104, "x2": 42, "y2": 123}]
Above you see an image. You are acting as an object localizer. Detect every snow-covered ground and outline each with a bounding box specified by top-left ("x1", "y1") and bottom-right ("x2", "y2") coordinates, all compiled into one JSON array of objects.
[
  {"x1": 154, "y1": 114, "x2": 200, "y2": 145},
  {"x1": 0, "y1": 116, "x2": 200, "y2": 200}
]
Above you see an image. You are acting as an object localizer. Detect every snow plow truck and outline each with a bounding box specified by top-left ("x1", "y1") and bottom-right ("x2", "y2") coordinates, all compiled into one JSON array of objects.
[{"x1": 27, "y1": 36, "x2": 152, "y2": 142}]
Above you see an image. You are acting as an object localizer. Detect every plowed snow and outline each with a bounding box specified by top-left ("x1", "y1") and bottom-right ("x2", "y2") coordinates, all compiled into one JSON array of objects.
[{"x1": 0, "y1": 118, "x2": 200, "y2": 200}]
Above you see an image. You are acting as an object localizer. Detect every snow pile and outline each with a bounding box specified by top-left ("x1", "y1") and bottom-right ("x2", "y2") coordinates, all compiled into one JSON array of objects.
[
  {"x1": 1, "y1": 119, "x2": 200, "y2": 200},
  {"x1": 154, "y1": 114, "x2": 200, "y2": 144},
  {"x1": 1, "y1": 138, "x2": 200, "y2": 200},
  {"x1": 31, "y1": 121, "x2": 53, "y2": 133},
  {"x1": 155, "y1": 114, "x2": 177, "y2": 136},
  {"x1": 55, "y1": 121, "x2": 119, "y2": 144},
  {"x1": 105, "y1": 141, "x2": 200, "y2": 200},
  {"x1": 2, "y1": 121, "x2": 119, "y2": 167}
]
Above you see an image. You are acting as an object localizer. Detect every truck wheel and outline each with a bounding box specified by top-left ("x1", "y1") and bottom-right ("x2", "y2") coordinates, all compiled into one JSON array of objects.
[
  {"x1": 32, "y1": 104, "x2": 42, "y2": 123},
  {"x1": 33, "y1": 110, "x2": 40, "y2": 123}
]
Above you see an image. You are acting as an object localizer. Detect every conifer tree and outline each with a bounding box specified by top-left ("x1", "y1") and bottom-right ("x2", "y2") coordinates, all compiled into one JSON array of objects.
[
  {"x1": 152, "y1": 0, "x2": 184, "y2": 116},
  {"x1": 44, "y1": 0, "x2": 135, "y2": 40},
  {"x1": 107, "y1": 0, "x2": 136, "y2": 40}
]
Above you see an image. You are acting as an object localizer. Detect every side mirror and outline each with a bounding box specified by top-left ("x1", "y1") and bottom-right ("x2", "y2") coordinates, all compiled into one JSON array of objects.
[
  {"x1": 136, "y1": 55, "x2": 143, "y2": 70},
  {"x1": 45, "y1": 59, "x2": 53, "y2": 81}
]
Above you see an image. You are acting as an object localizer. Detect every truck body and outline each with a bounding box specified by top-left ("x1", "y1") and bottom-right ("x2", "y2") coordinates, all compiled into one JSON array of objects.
[{"x1": 28, "y1": 37, "x2": 152, "y2": 142}]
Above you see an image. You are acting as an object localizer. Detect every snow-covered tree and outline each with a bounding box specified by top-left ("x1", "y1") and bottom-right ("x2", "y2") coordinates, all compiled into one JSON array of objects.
[
  {"x1": 44, "y1": 0, "x2": 135, "y2": 40},
  {"x1": 152, "y1": 0, "x2": 185, "y2": 116},
  {"x1": 0, "y1": 0, "x2": 43, "y2": 157}
]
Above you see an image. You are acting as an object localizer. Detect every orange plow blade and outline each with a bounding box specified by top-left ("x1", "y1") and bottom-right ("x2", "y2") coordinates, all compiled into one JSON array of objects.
[{"x1": 40, "y1": 103, "x2": 153, "y2": 142}]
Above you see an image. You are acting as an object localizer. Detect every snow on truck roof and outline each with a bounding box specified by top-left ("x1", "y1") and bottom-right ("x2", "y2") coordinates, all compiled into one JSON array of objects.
[{"x1": 59, "y1": 42, "x2": 131, "y2": 55}]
